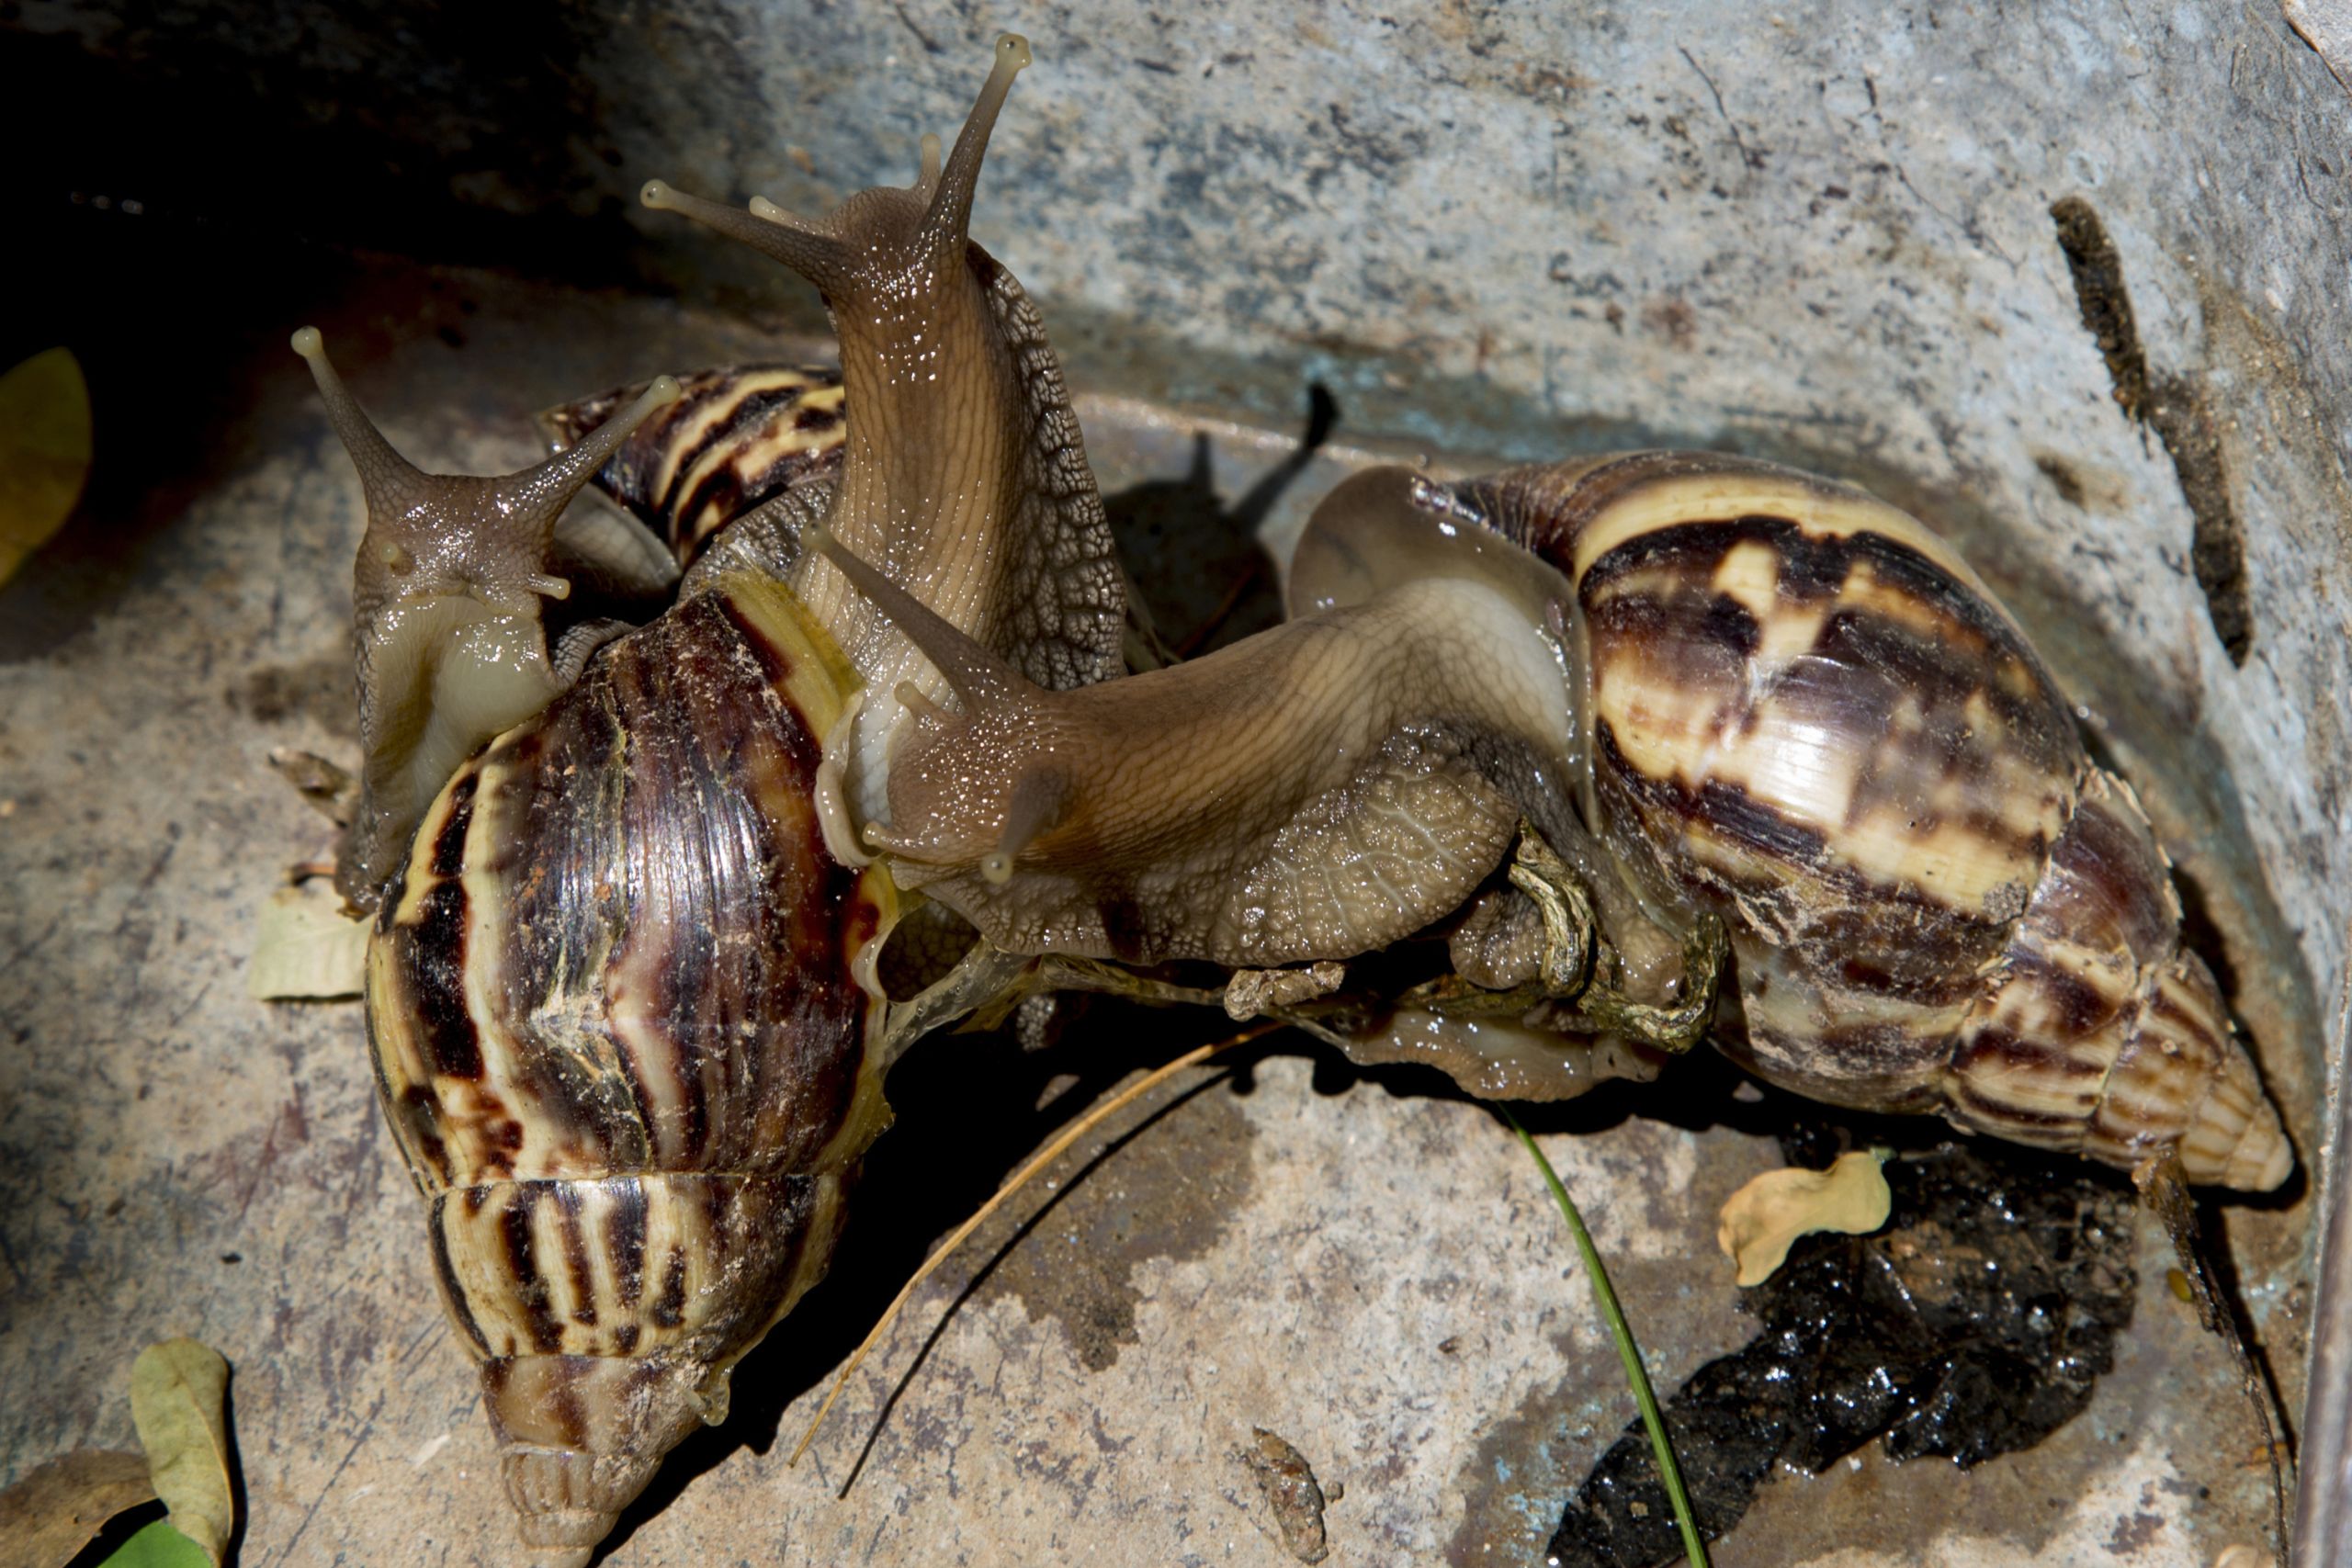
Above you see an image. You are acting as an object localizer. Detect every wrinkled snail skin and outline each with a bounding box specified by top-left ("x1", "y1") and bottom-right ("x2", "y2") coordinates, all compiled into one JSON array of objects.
[
  {"x1": 642, "y1": 31, "x2": 1126, "y2": 828},
  {"x1": 1442, "y1": 452, "x2": 2291, "y2": 1190},
  {"x1": 366, "y1": 576, "x2": 891, "y2": 1566}
]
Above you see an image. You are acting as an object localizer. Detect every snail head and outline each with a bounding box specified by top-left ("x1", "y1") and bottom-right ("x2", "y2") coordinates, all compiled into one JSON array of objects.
[
  {"x1": 291, "y1": 326, "x2": 679, "y2": 624},
  {"x1": 800, "y1": 524, "x2": 1073, "y2": 886}
]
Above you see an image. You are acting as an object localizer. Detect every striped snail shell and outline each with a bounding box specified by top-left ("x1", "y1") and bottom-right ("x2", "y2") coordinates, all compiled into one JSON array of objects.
[
  {"x1": 365, "y1": 575, "x2": 892, "y2": 1563},
  {"x1": 540, "y1": 363, "x2": 845, "y2": 570},
  {"x1": 299, "y1": 33, "x2": 1131, "y2": 1563},
  {"x1": 1439, "y1": 452, "x2": 2291, "y2": 1190}
]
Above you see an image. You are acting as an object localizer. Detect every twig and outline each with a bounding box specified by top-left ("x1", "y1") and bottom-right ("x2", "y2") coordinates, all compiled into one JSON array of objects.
[{"x1": 790, "y1": 1022, "x2": 1281, "y2": 1466}]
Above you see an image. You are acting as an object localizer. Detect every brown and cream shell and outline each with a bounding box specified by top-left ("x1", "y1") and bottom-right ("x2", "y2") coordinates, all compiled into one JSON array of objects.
[
  {"x1": 367, "y1": 576, "x2": 891, "y2": 1561},
  {"x1": 1453, "y1": 452, "x2": 2290, "y2": 1189},
  {"x1": 539, "y1": 364, "x2": 845, "y2": 570}
]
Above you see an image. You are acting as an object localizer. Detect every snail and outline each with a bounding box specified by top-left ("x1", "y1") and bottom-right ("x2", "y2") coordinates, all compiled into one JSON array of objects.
[
  {"x1": 284, "y1": 29, "x2": 2296, "y2": 1564},
  {"x1": 814, "y1": 451, "x2": 2291, "y2": 1191},
  {"x1": 298, "y1": 35, "x2": 1132, "y2": 1564},
  {"x1": 1441, "y1": 455, "x2": 2292, "y2": 1191},
  {"x1": 291, "y1": 333, "x2": 689, "y2": 910}
]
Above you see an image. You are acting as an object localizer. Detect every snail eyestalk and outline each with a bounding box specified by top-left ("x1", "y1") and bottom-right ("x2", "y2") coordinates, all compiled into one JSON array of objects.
[
  {"x1": 291, "y1": 324, "x2": 428, "y2": 510},
  {"x1": 920, "y1": 33, "x2": 1030, "y2": 250},
  {"x1": 642, "y1": 179, "x2": 859, "y2": 292},
  {"x1": 296, "y1": 324, "x2": 684, "y2": 908},
  {"x1": 802, "y1": 524, "x2": 1032, "y2": 710},
  {"x1": 987, "y1": 768, "x2": 1069, "y2": 884},
  {"x1": 644, "y1": 34, "x2": 1029, "y2": 297},
  {"x1": 893, "y1": 679, "x2": 954, "y2": 727}
]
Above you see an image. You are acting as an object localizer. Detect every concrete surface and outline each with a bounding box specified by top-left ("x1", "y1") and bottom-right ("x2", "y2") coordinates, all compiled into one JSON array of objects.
[{"x1": 4, "y1": 2, "x2": 2346, "y2": 1565}]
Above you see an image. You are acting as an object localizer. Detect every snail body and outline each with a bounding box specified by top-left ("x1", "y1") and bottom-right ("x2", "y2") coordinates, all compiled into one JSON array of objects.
[
  {"x1": 805, "y1": 510, "x2": 1577, "y2": 967},
  {"x1": 640, "y1": 34, "x2": 1127, "y2": 828}
]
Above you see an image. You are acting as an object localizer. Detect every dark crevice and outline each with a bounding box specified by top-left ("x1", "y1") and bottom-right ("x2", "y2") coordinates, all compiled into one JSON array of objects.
[
  {"x1": 2150, "y1": 380, "x2": 2256, "y2": 663},
  {"x1": 2049, "y1": 196, "x2": 2252, "y2": 664},
  {"x1": 2050, "y1": 197, "x2": 2151, "y2": 420}
]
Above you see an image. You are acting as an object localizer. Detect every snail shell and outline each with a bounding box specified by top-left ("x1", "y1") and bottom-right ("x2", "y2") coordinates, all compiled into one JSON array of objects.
[
  {"x1": 366, "y1": 574, "x2": 892, "y2": 1562},
  {"x1": 1447, "y1": 452, "x2": 2290, "y2": 1190},
  {"x1": 539, "y1": 363, "x2": 845, "y2": 570}
]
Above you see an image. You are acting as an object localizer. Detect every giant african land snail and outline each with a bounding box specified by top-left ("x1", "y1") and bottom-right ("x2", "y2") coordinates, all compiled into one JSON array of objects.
[
  {"x1": 819, "y1": 445, "x2": 2289, "y2": 1190},
  {"x1": 294, "y1": 31, "x2": 2291, "y2": 1566},
  {"x1": 291, "y1": 336, "x2": 685, "y2": 909},
  {"x1": 1429, "y1": 456, "x2": 2288, "y2": 1189},
  {"x1": 300, "y1": 37, "x2": 1136, "y2": 1564}
]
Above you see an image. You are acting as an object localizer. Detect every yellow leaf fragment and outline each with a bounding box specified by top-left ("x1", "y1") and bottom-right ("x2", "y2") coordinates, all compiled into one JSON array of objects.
[
  {"x1": 0, "y1": 346, "x2": 94, "y2": 587},
  {"x1": 0, "y1": 1448, "x2": 156, "y2": 1568},
  {"x1": 247, "y1": 880, "x2": 369, "y2": 1000},
  {"x1": 1717, "y1": 1149, "x2": 1892, "y2": 1287},
  {"x1": 128, "y1": 1339, "x2": 234, "y2": 1567}
]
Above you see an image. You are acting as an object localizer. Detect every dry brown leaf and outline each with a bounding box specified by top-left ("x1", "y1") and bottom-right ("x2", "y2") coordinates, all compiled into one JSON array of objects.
[
  {"x1": 1717, "y1": 1149, "x2": 1893, "y2": 1287},
  {"x1": 0, "y1": 1449, "x2": 156, "y2": 1568},
  {"x1": 128, "y1": 1340, "x2": 233, "y2": 1567},
  {"x1": 0, "y1": 346, "x2": 94, "y2": 587}
]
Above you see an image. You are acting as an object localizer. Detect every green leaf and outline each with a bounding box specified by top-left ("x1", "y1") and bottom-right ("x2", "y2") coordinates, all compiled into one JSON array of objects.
[
  {"x1": 0, "y1": 346, "x2": 93, "y2": 588},
  {"x1": 128, "y1": 1339, "x2": 234, "y2": 1566},
  {"x1": 96, "y1": 1517, "x2": 214, "y2": 1568}
]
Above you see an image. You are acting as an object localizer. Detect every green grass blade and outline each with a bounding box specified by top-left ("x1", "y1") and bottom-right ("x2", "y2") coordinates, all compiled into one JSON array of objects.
[{"x1": 1503, "y1": 1108, "x2": 1711, "y2": 1568}]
